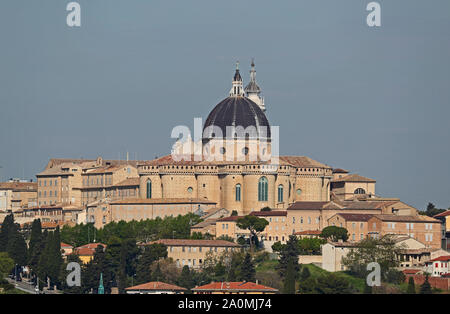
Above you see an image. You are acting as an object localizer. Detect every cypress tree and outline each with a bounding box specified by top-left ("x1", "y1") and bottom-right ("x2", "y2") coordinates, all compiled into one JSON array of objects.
[
  {"x1": 277, "y1": 235, "x2": 300, "y2": 278},
  {"x1": 240, "y1": 253, "x2": 256, "y2": 282},
  {"x1": 178, "y1": 265, "x2": 194, "y2": 293},
  {"x1": 28, "y1": 219, "x2": 43, "y2": 272},
  {"x1": 283, "y1": 260, "x2": 296, "y2": 294},
  {"x1": 419, "y1": 274, "x2": 432, "y2": 294},
  {"x1": 407, "y1": 277, "x2": 416, "y2": 294}
]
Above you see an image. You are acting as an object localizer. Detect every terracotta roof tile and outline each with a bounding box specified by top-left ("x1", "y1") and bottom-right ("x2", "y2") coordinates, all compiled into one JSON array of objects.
[
  {"x1": 192, "y1": 282, "x2": 278, "y2": 292},
  {"x1": 250, "y1": 211, "x2": 287, "y2": 217},
  {"x1": 332, "y1": 174, "x2": 376, "y2": 183},
  {"x1": 333, "y1": 213, "x2": 374, "y2": 222},
  {"x1": 144, "y1": 239, "x2": 240, "y2": 247},
  {"x1": 125, "y1": 281, "x2": 186, "y2": 291},
  {"x1": 110, "y1": 198, "x2": 216, "y2": 205}
]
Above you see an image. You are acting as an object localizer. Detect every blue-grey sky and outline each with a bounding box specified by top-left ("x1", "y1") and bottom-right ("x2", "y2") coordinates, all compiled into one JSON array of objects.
[{"x1": 0, "y1": 0, "x2": 449, "y2": 210}]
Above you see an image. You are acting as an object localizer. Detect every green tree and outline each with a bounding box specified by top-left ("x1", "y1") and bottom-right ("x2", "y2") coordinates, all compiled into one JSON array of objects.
[
  {"x1": 178, "y1": 265, "x2": 194, "y2": 293},
  {"x1": 240, "y1": 253, "x2": 255, "y2": 282},
  {"x1": 277, "y1": 235, "x2": 299, "y2": 278},
  {"x1": 363, "y1": 283, "x2": 372, "y2": 294},
  {"x1": 282, "y1": 260, "x2": 296, "y2": 294},
  {"x1": 320, "y1": 226, "x2": 349, "y2": 242},
  {"x1": 407, "y1": 277, "x2": 416, "y2": 294},
  {"x1": 342, "y1": 236, "x2": 401, "y2": 279},
  {"x1": 314, "y1": 273, "x2": 352, "y2": 294},
  {"x1": 299, "y1": 266, "x2": 310, "y2": 282},
  {"x1": 28, "y1": 219, "x2": 44, "y2": 273},
  {"x1": 0, "y1": 252, "x2": 14, "y2": 278},
  {"x1": 420, "y1": 202, "x2": 446, "y2": 217},
  {"x1": 419, "y1": 274, "x2": 432, "y2": 294},
  {"x1": 236, "y1": 215, "x2": 269, "y2": 251},
  {"x1": 135, "y1": 243, "x2": 167, "y2": 284},
  {"x1": 260, "y1": 207, "x2": 271, "y2": 212}
]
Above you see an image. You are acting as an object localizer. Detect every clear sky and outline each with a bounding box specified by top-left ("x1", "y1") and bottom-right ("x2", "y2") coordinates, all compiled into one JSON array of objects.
[{"x1": 0, "y1": 0, "x2": 449, "y2": 210}]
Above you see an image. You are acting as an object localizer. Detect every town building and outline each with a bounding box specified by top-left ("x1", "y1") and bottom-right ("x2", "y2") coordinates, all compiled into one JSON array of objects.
[
  {"x1": 367, "y1": 214, "x2": 441, "y2": 249},
  {"x1": 328, "y1": 213, "x2": 374, "y2": 242},
  {"x1": 125, "y1": 281, "x2": 186, "y2": 294},
  {"x1": 433, "y1": 210, "x2": 450, "y2": 250},
  {"x1": 140, "y1": 239, "x2": 241, "y2": 269},
  {"x1": 192, "y1": 281, "x2": 278, "y2": 294},
  {"x1": 36, "y1": 157, "x2": 141, "y2": 207},
  {"x1": 0, "y1": 180, "x2": 37, "y2": 212},
  {"x1": 425, "y1": 255, "x2": 450, "y2": 277},
  {"x1": 86, "y1": 198, "x2": 217, "y2": 229},
  {"x1": 71, "y1": 243, "x2": 107, "y2": 264}
]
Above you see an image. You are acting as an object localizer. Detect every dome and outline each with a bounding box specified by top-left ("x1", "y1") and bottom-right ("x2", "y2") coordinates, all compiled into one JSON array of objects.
[{"x1": 202, "y1": 96, "x2": 271, "y2": 142}]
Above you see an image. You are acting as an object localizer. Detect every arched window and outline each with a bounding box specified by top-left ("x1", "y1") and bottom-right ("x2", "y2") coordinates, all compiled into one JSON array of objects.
[
  {"x1": 235, "y1": 184, "x2": 241, "y2": 202},
  {"x1": 146, "y1": 180, "x2": 152, "y2": 199},
  {"x1": 277, "y1": 185, "x2": 284, "y2": 203},
  {"x1": 354, "y1": 188, "x2": 366, "y2": 195},
  {"x1": 258, "y1": 177, "x2": 268, "y2": 202}
]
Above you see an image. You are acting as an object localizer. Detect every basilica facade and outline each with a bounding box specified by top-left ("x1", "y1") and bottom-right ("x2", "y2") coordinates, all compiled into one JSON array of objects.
[{"x1": 136, "y1": 62, "x2": 367, "y2": 216}]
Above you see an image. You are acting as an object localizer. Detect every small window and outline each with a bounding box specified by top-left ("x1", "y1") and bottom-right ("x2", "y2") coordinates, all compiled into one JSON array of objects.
[{"x1": 354, "y1": 188, "x2": 366, "y2": 195}]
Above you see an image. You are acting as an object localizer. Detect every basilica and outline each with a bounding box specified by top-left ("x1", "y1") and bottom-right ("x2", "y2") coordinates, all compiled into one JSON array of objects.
[{"x1": 136, "y1": 61, "x2": 374, "y2": 215}]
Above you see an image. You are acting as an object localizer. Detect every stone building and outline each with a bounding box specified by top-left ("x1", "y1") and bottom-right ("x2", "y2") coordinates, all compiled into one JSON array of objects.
[{"x1": 0, "y1": 180, "x2": 37, "y2": 212}]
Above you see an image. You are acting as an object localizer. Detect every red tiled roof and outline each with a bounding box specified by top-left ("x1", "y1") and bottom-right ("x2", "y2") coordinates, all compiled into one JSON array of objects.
[
  {"x1": 60, "y1": 242, "x2": 73, "y2": 249},
  {"x1": 73, "y1": 247, "x2": 95, "y2": 256},
  {"x1": 113, "y1": 178, "x2": 140, "y2": 187},
  {"x1": 125, "y1": 281, "x2": 186, "y2": 291},
  {"x1": 429, "y1": 255, "x2": 450, "y2": 262},
  {"x1": 294, "y1": 230, "x2": 321, "y2": 236},
  {"x1": 434, "y1": 210, "x2": 450, "y2": 218},
  {"x1": 402, "y1": 269, "x2": 421, "y2": 275},
  {"x1": 144, "y1": 239, "x2": 240, "y2": 247},
  {"x1": 250, "y1": 211, "x2": 287, "y2": 217},
  {"x1": 77, "y1": 243, "x2": 107, "y2": 250},
  {"x1": 192, "y1": 282, "x2": 278, "y2": 292},
  {"x1": 217, "y1": 216, "x2": 244, "y2": 222},
  {"x1": 371, "y1": 214, "x2": 440, "y2": 223}
]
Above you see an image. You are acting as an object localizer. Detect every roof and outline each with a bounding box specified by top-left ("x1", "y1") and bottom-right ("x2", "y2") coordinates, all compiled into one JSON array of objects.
[
  {"x1": 250, "y1": 210, "x2": 287, "y2": 217},
  {"x1": 203, "y1": 96, "x2": 271, "y2": 140},
  {"x1": 144, "y1": 239, "x2": 240, "y2": 248},
  {"x1": 434, "y1": 210, "x2": 450, "y2": 218},
  {"x1": 333, "y1": 213, "x2": 374, "y2": 222},
  {"x1": 125, "y1": 281, "x2": 186, "y2": 291},
  {"x1": 278, "y1": 156, "x2": 331, "y2": 169},
  {"x1": 0, "y1": 182, "x2": 37, "y2": 191},
  {"x1": 287, "y1": 201, "x2": 329, "y2": 210},
  {"x1": 60, "y1": 242, "x2": 73, "y2": 249},
  {"x1": 332, "y1": 168, "x2": 349, "y2": 173},
  {"x1": 192, "y1": 282, "x2": 278, "y2": 293},
  {"x1": 402, "y1": 269, "x2": 421, "y2": 275},
  {"x1": 294, "y1": 230, "x2": 322, "y2": 236},
  {"x1": 191, "y1": 219, "x2": 217, "y2": 229},
  {"x1": 217, "y1": 216, "x2": 243, "y2": 222},
  {"x1": 109, "y1": 198, "x2": 217, "y2": 205},
  {"x1": 331, "y1": 174, "x2": 376, "y2": 183},
  {"x1": 371, "y1": 214, "x2": 441, "y2": 223},
  {"x1": 429, "y1": 255, "x2": 450, "y2": 262},
  {"x1": 77, "y1": 243, "x2": 107, "y2": 250},
  {"x1": 113, "y1": 178, "x2": 140, "y2": 187}
]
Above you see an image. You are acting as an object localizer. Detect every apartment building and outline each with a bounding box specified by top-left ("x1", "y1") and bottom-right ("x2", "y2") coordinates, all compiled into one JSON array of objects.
[
  {"x1": 367, "y1": 214, "x2": 442, "y2": 249},
  {"x1": 36, "y1": 157, "x2": 142, "y2": 207},
  {"x1": 17, "y1": 203, "x2": 84, "y2": 224},
  {"x1": 0, "y1": 181, "x2": 37, "y2": 211},
  {"x1": 286, "y1": 200, "x2": 418, "y2": 234},
  {"x1": 328, "y1": 213, "x2": 374, "y2": 242},
  {"x1": 142, "y1": 239, "x2": 241, "y2": 269}
]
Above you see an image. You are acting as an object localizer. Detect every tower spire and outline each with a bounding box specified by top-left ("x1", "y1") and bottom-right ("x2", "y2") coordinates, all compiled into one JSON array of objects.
[
  {"x1": 244, "y1": 59, "x2": 266, "y2": 112},
  {"x1": 229, "y1": 61, "x2": 244, "y2": 97}
]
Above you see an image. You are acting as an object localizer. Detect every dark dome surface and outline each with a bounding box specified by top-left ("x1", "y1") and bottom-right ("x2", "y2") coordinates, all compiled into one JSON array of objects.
[{"x1": 203, "y1": 96, "x2": 271, "y2": 141}]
